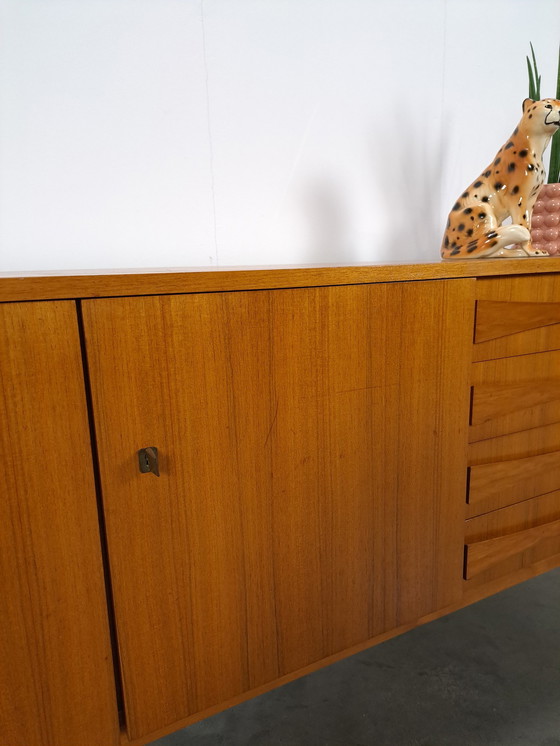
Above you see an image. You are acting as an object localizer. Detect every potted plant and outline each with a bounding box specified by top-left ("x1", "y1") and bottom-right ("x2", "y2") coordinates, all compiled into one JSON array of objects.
[{"x1": 527, "y1": 43, "x2": 560, "y2": 255}]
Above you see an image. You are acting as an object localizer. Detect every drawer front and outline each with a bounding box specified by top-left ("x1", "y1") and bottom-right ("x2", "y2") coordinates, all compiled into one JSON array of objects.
[
  {"x1": 467, "y1": 449, "x2": 560, "y2": 517},
  {"x1": 464, "y1": 491, "x2": 560, "y2": 585},
  {"x1": 468, "y1": 422, "x2": 560, "y2": 466},
  {"x1": 474, "y1": 275, "x2": 560, "y2": 361},
  {"x1": 470, "y1": 350, "x2": 560, "y2": 442}
]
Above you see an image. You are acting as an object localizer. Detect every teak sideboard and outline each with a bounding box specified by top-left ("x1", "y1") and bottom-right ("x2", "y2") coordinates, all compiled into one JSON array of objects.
[{"x1": 2, "y1": 259, "x2": 560, "y2": 746}]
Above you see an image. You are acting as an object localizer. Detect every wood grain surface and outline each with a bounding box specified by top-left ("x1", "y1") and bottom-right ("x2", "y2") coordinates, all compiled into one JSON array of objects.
[
  {"x1": 465, "y1": 490, "x2": 560, "y2": 586},
  {"x1": 468, "y1": 450, "x2": 560, "y2": 517},
  {"x1": 1, "y1": 258, "x2": 560, "y2": 302},
  {"x1": 468, "y1": 421, "x2": 560, "y2": 465},
  {"x1": 121, "y1": 545, "x2": 560, "y2": 746},
  {"x1": 0, "y1": 302, "x2": 119, "y2": 746},
  {"x1": 470, "y1": 351, "x2": 560, "y2": 441},
  {"x1": 474, "y1": 273, "x2": 560, "y2": 360},
  {"x1": 465, "y1": 518, "x2": 560, "y2": 579},
  {"x1": 82, "y1": 279, "x2": 473, "y2": 741},
  {"x1": 474, "y1": 300, "x2": 560, "y2": 343}
]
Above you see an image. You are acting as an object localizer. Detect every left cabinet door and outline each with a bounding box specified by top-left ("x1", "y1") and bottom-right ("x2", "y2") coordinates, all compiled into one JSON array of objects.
[{"x1": 0, "y1": 301, "x2": 120, "y2": 746}]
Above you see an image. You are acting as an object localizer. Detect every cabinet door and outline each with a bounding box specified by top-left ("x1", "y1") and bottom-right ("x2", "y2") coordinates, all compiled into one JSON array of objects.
[
  {"x1": 0, "y1": 302, "x2": 119, "y2": 746},
  {"x1": 82, "y1": 280, "x2": 473, "y2": 740}
]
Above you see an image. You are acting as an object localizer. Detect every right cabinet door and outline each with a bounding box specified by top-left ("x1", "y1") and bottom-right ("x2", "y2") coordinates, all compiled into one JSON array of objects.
[{"x1": 82, "y1": 279, "x2": 473, "y2": 741}]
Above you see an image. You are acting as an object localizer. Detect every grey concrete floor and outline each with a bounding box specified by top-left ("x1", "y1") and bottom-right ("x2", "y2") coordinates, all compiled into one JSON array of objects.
[{"x1": 152, "y1": 568, "x2": 560, "y2": 746}]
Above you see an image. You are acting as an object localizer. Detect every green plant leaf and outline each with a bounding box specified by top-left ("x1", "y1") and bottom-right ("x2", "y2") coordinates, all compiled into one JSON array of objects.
[
  {"x1": 549, "y1": 45, "x2": 560, "y2": 183},
  {"x1": 556, "y1": 44, "x2": 560, "y2": 99},
  {"x1": 548, "y1": 131, "x2": 560, "y2": 183},
  {"x1": 527, "y1": 42, "x2": 541, "y2": 99},
  {"x1": 531, "y1": 41, "x2": 541, "y2": 99},
  {"x1": 527, "y1": 56, "x2": 537, "y2": 99}
]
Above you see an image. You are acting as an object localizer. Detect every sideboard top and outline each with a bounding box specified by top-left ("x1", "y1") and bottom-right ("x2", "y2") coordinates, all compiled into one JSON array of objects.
[{"x1": 2, "y1": 258, "x2": 560, "y2": 302}]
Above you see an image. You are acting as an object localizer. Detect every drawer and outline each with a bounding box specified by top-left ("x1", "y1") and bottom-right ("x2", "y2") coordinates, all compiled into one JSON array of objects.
[
  {"x1": 474, "y1": 275, "x2": 560, "y2": 361},
  {"x1": 467, "y1": 449, "x2": 560, "y2": 517},
  {"x1": 474, "y1": 300, "x2": 560, "y2": 359},
  {"x1": 469, "y1": 421, "x2": 560, "y2": 466},
  {"x1": 470, "y1": 350, "x2": 560, "y2": 441},
  {"x1": 464, "y1": 491, "x2": 560, "y2": 585}
]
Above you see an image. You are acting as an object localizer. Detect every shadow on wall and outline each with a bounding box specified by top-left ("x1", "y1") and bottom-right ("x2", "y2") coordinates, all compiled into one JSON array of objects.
[
  {"x1": 300, "y1": 177, "x2": 353, "y2": 264},
  {"x1": 369, "y1": 117, "x2": 450, "y2": 262},
  {"x1": 298, "y1": 120, "x2": 449, "y2": 265}
]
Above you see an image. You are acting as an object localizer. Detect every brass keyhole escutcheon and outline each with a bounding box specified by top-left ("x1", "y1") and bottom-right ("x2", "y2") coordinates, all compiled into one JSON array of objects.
[{"x1": 138, "y1": 447, "x2": 160, "y2": 477}]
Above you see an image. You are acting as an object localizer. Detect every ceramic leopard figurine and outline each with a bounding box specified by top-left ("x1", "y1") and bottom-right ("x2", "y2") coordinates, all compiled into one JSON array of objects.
[{"x1": 441, "y1": 98, "x2": 560, "y2": 259}]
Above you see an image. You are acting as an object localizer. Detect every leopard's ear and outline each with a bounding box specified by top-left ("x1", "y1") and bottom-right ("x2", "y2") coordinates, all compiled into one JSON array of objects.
[{"x1": 523, "y1": 98, "x2": 535, "y2": 112}]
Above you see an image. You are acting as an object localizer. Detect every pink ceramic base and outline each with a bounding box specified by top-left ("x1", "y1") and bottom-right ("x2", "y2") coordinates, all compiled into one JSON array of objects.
[{"x1": 531, "y1": 183, "x2": 560, "y2": 256}]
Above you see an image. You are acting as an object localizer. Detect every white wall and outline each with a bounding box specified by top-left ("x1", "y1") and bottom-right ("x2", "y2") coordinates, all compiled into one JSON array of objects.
[{"x1": 1, "y1": 0, "x2": 559, "y2": 271}]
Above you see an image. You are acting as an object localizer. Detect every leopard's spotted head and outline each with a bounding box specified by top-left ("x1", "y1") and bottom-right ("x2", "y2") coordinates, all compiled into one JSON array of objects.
[{"x1": 522, "y1": 98, "x2": 560, "y2": 134}]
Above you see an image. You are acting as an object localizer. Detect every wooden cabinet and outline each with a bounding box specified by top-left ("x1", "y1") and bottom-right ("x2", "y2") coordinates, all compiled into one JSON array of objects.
[
  {"x1": 0, "y1": 302, "x2": 120, "y2": 746},
  {"x1": 2, "y1": 261, "x2": 560, "y2": 746},
  {"x1": 81, "y1": 280, "x2": 473, "y2": 740}
]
